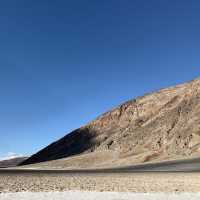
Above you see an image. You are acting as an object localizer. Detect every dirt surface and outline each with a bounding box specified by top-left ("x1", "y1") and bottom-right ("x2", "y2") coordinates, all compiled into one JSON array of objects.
[{"x1": 1, "y1": 172, "x2": 200, "y2": 193}]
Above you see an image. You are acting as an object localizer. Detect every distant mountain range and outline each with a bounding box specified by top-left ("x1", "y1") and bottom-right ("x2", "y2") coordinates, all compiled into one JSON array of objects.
[
  {"x1": 20, "y1": 78, "x2": 200, "y2": 169},
  {"x1": 0, "y1": 157, "x2": 28, "y2": 168}
]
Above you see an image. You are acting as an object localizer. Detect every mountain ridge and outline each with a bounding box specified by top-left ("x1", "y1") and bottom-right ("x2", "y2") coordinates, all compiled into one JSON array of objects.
[
  {"x1": 20, "y1": 78, "x2": 200, "y2": 168},
  {"x1": 0, "y1": 157, "x2": 28, "y2": 168}
]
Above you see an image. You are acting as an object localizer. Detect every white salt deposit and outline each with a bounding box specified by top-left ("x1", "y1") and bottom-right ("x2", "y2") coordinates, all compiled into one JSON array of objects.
[{"x1": 1, "y1": 191, "x2": 200, "y2": 200}]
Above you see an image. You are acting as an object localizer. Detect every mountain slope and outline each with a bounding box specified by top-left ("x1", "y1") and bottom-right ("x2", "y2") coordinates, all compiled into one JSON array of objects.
[
  {"x1": 0, "y1": 157, "x2": 28, "y2": 168},
  {"x1": 20, "y1": 78, "x2": 200, "y2": 168}
]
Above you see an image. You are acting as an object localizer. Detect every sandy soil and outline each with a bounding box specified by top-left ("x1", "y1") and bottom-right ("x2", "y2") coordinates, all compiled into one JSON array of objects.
[{"x1": 0, "y1": 172, "x2": 200, "y2": 193}]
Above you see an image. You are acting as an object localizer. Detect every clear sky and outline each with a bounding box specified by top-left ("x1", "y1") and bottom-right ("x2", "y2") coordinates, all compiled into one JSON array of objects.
[{"x1": 0, "y1": 0, "x2": 200, "y2": 158}]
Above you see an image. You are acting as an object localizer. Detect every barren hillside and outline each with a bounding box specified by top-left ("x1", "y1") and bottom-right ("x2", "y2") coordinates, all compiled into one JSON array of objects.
[
  {"x1": 0, "y1": 157, "x2": 28, "y2": 168},
  {"x1": 20, "y1": 78, "x2": 200, "y2": 168}
]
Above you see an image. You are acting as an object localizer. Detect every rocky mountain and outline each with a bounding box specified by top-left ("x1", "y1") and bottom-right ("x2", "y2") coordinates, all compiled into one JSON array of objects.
[
  {"x1": 0, "y1": 157, "x2": 28, "y2": 168},
  {"x1": 20, "y1": 78, "x2": 200, "y2": 168}
]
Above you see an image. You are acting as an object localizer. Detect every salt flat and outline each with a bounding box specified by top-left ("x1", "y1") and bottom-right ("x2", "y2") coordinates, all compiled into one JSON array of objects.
[
  {"x1": 1, "y1": 172, "x2": 200, "y2": 193},
  {"x1": 1, "y1": 192, "x2": 200, "y2": 200}
]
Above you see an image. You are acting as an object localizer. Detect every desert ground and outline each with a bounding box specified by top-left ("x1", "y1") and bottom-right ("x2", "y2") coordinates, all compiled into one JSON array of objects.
[
  {"x1": 1, "y1": 172, "x2": 200, "y2": 193},
  {"x1": 1, "y1": 192, "x2": 200, "y2": 200},
  {"x1": 2, "y1": 157, "x2": 200, "y2": 193}
]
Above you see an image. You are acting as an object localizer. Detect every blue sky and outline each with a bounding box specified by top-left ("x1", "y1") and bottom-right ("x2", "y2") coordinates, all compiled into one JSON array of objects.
[{"x1": 0, "y1": 0, "x2": 200, "y2": 158}]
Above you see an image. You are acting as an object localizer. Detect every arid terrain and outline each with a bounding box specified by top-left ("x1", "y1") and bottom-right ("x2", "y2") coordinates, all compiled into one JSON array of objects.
[
  {"x1": 20, "y1": 78, "x2": 200, "y2": 169},
  {"x1": 1, "y1": 172, "x2": 200, "y2": 193},
  {"x1": 2, "y1": 78, "x2": 200, "y2": 195},
  {"x1": 0, "y1": 157, "x2": 28, "y2": 168}
]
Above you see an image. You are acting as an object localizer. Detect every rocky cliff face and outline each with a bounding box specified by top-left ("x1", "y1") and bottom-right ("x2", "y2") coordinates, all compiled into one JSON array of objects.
[{"x1": 20, "y1": 78, "x2": 200, "y2": 167}]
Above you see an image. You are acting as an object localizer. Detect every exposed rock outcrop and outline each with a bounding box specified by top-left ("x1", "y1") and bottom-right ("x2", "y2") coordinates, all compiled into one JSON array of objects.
[{"x1": 20, "y1": 78, "x2": 200, "y2": 168}]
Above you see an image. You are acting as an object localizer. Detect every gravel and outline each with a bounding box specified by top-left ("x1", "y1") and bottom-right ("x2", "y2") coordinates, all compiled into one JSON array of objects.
[{"x1": 1, "y1": 172, "x2": 200, "y2": 193}]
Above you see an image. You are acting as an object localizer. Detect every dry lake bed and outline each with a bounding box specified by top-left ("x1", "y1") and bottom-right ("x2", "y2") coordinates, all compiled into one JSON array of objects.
[{"x1": 1, "y1": 172, "x2": 200, "y2": 193}]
